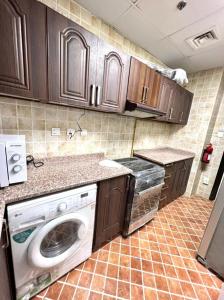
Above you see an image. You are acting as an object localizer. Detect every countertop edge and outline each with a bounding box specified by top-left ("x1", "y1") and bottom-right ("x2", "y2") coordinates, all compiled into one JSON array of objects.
[{"x1": 134, "y1": 153, "x2": 194, "y2": 165}]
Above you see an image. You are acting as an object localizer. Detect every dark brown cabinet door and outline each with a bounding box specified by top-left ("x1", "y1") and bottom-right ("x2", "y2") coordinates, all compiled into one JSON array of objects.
[
  {"x1": 95, "y1": 40, "x2": 130, "y2": 113},
  {"x1": 159, "y1": 158, "x2": 193, "y2": 209},
  {"x1": 47, "y1": 8, "x2": 98, "y2": 107},
  {"x1": 179, "y1": 88, "x2": 193, "y2": 125},
  {"x1": 0, "y1": 0, "x2": 47, "y2": 100},
  {"x1": 157, "y1": 76, "x2": 174, "y2": 119},
  {"x1": 127, "y1": 57, "x2": 147, "y2": 104},
  {"x1": 93, "y1": 176, "x2": 128, "y2": 251},
  {"x1": 0, "y1": 223, "x2": 14, "y2": 300},
  {"x1": 127, "y1": 57, "x2": 162, "y2": 110}
]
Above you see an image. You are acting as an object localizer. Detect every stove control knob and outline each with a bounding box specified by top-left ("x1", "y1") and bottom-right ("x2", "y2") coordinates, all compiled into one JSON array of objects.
[
  {"x1": 58, "y1": 202, "x2": 67, "y2": 212},
  {"x1": 13, "y1": 165, "x2": 22, "y2": 173},
  {"x1": 11, "y1": 154, "x2": 21, "y2": 162}
]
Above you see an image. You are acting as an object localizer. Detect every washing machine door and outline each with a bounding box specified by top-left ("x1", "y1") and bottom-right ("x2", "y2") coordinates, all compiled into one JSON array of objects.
[{"x1": 27, "y1": 213, "x2": 88, "y2": 268}]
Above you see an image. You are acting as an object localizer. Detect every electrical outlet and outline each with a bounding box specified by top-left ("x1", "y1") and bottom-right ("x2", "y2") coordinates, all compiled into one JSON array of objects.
[
  {"x1": 51, "y1": 128, "x2": 61, "y2": 136},
  {"x1": 218, "y1": 131, "x2": 224, "y2": 138},
  {"x1": 80, "y1": 129, "x2": 88, "y2": 136},
  {"x1": 203, "y1": 176, "x2": 209, "y2": 185},
  {"x1": 67, "y1": 128, "x2": 75, "y2": 136}
]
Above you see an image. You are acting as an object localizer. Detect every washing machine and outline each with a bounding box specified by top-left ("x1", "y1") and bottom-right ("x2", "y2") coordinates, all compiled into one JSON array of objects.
[{"x1": 7, "y1": 184, "x2": 97, "y2": 300}]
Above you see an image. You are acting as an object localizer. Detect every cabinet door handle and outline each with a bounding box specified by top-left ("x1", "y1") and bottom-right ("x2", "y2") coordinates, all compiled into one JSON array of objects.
[
  {"x1": 169, "y1": 108, "x2": 173, "y2": 120},
  {"x1": 180, "y1": 111, "x2": 183, "y2": 122},
  {"x1": 90, "y1": 84, "x2": 96, "y2": 106},
  {"x1": 142, "y1": 86, "x2": 145, "y2": 102},
  {"x1": 2, "y1": 219, "x2": 9, "y2": 249},
  {"x1": 96, "y1": 86, "x2": 101, "y2": 106},
  {"x1": 144, "y1": 87, "x2": 149, "y2": 102}
]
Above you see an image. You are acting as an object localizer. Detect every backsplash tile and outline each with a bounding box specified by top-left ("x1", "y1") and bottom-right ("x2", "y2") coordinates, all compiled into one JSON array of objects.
[{"x1": 0, "y1": 98, "x2": 135, "y2": 159}]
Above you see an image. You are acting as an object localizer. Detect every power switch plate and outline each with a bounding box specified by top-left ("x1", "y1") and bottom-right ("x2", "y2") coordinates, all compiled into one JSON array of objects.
[
  {"x1": 203, "y1": 176, "x2": 209, "y2": 185},
  {"x1": 51, "y1": 128, "x2": 61, "y2": 136}
]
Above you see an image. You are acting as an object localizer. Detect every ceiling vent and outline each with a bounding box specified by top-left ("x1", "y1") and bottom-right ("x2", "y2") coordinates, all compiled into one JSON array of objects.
[{"x1": 186, "y1": 28, "x2": 219, "y2": 50}]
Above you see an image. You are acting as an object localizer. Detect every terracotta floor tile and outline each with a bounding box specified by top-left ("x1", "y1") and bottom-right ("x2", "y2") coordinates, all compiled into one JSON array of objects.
[
  {"x1": 167, "y1": 278, "x2": 182, "y2": 295},
  {"x1": 155, "y1": 275, "x2": 169, "y2": 292},
  {"x1": 104, "y1": 278, "x2": 117, "y2": 296},
  {"x1": 45, "y1": 282, "x2": 63, "y2": 299},
  {"x1": 131, "y1": 257, "x2": 141, "y2": 270},
  {"x1": 108, "y1": 252, "x2": 119, "y2": 265},
  {"x1": 151, "y1": 251, "x2": 162, "y2": 263},
  {"x1": 131, "y1": 269, "x2": 142, "y2": 285},
  {"x1": 207, "y1": 288, "x2": 220, "y2": 300},
  {"x1": 118, "y1": 266, "x2": 130, "y2": 282},
  {"x1": 89, "y1": 291, "x2": 103, "y2": 300},
  {"x1": 78, "y1": 271, "x2": 93, "y2": 288},
  {"x1": 73, "y1": 287, "x2": 89, "y2": 299},
  {"x1": 194, "y1": 284, "x2": 210, "y2": 300},
  {"x1": 143, "y1": 272, "x2": 156, "y2": 288},
  {"x1": 58, "y1": 285, "x2": 75, "y2": 300},
  {"x1": 91, "y1": 275, "x2": 105, "y2": 293},
  {"x1": 144, "y1": 287, "x2": 158, "y2": 300},
  {"x1": 83, "y1": 259, "x2": 96, "y2": 273},
  {"x1": 107, "y1": 264, "x2": 119, "y2": 279},
  {"x1": 187, "y1": 269, "x2": 203, "y2": 285},
  {"x1": 66, "y1": 269, "x2": 81, "y2": 285},
  {"x1": 95, "y1": 262, "x2": 107, "y2": 276},
  {"x1": 176, "y1": 267, "x2": 190, "y2": 281},
  {"x1": 142, "y1": 260, "x2": 153, "y2": 273},
  {"x1": 131, "y1": 284, "x2": 143, "y2": 299},
  {"x1": 157, "y1": 291, "x2": 172, "y2": 300},
  {"x1": 164, "y1": 265, "x2": 177, "y2": 278},
  {"x1": 34, "y1": 197, "x2": 222, "y2": 300},
  {"x1": 120, "y1": 254, "x2": 131, "y2": 268},
  {"x1": 180, "y1": 281, "x2": 196, "y2": 298},
  {"x1": 117, "y1": 281, "x2": 130, "y2": 299}
]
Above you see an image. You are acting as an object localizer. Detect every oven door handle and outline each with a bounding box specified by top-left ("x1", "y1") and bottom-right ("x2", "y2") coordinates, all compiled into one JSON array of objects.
[{"x1": 136, "y1": 183, "x2": 163, "y2": 196}]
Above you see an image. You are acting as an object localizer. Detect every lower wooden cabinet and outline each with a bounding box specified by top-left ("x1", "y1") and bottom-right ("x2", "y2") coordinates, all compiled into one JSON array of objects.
[
  {"x1": 159, "y1": 158, "x2": 193, "y2": 209},
  {"x1": 0, "y1": 221, "x2": 14, "y2": 300},
  {"x1": 93, "y1": 176, "x2": 128, "y2": 251}
]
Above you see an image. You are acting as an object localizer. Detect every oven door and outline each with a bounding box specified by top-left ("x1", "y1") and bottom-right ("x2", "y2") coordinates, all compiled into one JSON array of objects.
[{"x1": 27, "y1": 213, "x2": 88, "y2": 269}]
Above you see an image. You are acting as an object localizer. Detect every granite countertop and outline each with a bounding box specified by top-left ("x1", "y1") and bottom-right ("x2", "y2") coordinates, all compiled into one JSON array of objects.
[
  {"x1": 134, "y1": 147, "x2": 195, "y2": 165},
  {"x1": 0, "y1": 153, "x2": 132, "y2": 235}
]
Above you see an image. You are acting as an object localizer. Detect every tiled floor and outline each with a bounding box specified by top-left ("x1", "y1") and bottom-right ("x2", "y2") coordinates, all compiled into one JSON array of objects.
[{"x1": 33, "y1": 196, "x2": 223, "y2": 300}]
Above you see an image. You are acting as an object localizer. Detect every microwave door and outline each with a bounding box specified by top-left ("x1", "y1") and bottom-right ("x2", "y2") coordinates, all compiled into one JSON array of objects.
[{"x1": 0, "y1": 143, "x2": 9, "y2": 187}]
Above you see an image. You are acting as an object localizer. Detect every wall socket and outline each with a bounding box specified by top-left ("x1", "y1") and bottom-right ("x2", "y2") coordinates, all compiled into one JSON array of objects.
[
  {"x1": 67, "y1": 128, "x2": 75, "y2": 136},
  {"x1": 203, "y1": 176, "x2": 209, "y2": 185},
  {"x1": 51, "y1": 128, "x2": 61, "y2": 136},
  {"x1": 80, "y1": 129, "x2": 88, "y2": 136}
]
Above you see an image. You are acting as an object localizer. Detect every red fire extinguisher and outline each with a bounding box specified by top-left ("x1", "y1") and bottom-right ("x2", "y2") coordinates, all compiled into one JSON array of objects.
[{"x1": 202, "y1": 143, "x2": 213, "y2": 163}]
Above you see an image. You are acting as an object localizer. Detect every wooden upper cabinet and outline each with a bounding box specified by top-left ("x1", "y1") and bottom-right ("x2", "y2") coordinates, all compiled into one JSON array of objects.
[
  {"x1": 179, "y1": 88, "x2": 193, "y2": 125},
  {"x1": 127, "y1": 57, "x2": 147, "y2": 104},
  {"x1": 157, "y1": 76, "x2": 175, "y2": 120},
  {"x1": 95, "y1": 40, "x2": 130, "y2": 113},
  {"x1": 156, "y1": 76, "x2": 193, "y2": 125},
  {"x1": 47, "y1": 8, "x2": 98, "y2": 107},
  {"x1": 127, "y1": 57, "x2": 162, "y2": 110},
  {"x1": 0, "y1": 0, "x2": 47, "y2": 100}
]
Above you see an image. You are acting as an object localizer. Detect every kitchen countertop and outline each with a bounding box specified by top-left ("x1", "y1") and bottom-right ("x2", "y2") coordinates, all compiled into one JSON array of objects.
[
  {"x1": 134, "y1": 147, "x2": 195, "y2": 165},
  {"x1": 0, "y1": 153, "x2": 131, "y2": 236}
]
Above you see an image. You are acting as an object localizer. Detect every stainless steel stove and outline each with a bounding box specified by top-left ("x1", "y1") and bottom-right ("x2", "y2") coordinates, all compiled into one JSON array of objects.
[{"x1": 115, "y1": 157, "x2": 165, "y2": 236}]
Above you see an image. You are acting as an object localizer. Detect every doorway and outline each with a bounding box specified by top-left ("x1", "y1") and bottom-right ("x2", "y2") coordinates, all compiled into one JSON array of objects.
[{"x1": 210, "y1": 152, "x2": 224, "y2": 200}]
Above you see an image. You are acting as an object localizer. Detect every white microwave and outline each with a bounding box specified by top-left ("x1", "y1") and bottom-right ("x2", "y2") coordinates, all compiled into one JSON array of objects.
[{"x1": 0, "y1": 135, "x2": 27, "y2": 188}]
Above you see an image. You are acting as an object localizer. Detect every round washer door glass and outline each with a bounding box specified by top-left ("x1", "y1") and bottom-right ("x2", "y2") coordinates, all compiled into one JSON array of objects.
[
  {"x1": 40, "y1": 221, "x2": 80, "y2": 258},
  {"x1": 28, "y1": 213, "x2": 88, "y2": 269}
]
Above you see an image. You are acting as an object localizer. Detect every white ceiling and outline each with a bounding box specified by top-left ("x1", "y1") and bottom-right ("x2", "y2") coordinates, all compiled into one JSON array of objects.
[{"x1": 75, "y1": 0, "x2": 224, "y2": 73}]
